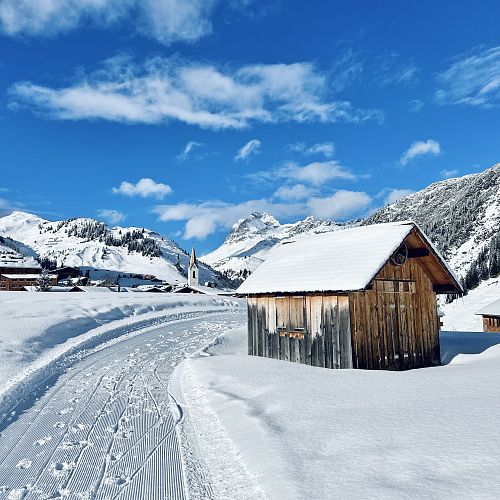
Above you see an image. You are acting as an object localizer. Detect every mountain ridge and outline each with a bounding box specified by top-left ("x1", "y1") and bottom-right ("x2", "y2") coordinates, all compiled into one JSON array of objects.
[{"x1": 0, "y1": 211, "x2": 232, "y2": 287}]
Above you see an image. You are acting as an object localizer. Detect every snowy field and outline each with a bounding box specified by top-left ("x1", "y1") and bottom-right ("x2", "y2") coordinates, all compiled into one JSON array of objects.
[
  {"x1": 0, "y1": 293, "x2": 245, "y2": 499},
  {"x1": 174, "y1": 326, "x2": 500, "y2": 499}
]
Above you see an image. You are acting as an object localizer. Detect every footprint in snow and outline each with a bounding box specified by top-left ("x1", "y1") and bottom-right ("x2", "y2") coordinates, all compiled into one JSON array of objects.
[
  {"x1": 49, "y1": 462, "x2": 75, "y2": 477},
  {"x1": 108, "y1": 452, "x2": 123, "y2": 462},
  {"x1": 104, "y1": 475, "x2": 130, "y2": 486},
  {"x1": 53, "y1": 421, "x2": 66, "y2": 429},
  {"x1": 34, "y1": 435, "x2": 52, "y2": 446},
  {"x1": 16, "y1": 459, "x2": 32, "y2": 470},
  {"x1": 59, "y1": 407, "x2": 73, "y2": 415}
]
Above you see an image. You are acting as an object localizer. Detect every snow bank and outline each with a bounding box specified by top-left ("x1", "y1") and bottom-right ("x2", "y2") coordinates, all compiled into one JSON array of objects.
[
  {"x1": 0, "y1": 292, "x2": 242, "y2": 418},
  {"x1": 175, "y1": 329, "x2": 500, "y2": 499},
  {"x1": 442, "y1": 276, "x2": 500, "y2": 331}
]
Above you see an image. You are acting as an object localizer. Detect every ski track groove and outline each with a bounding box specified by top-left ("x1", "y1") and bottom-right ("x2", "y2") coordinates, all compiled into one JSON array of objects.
[{"x1": 0, "y1": 312, "x2": 245, "y2": 500}]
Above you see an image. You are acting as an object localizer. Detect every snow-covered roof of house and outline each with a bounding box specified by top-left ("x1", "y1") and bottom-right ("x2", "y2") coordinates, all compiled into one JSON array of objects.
[
  {"x1": 237, "y1": 221, "x2": 461, "y2": 295},
  {"x1": 75, "y1": 286, "x2": 117, "y2": 293},
  {"x1": 476, "y1": 298, "x2": 500, "y2": 317},
  {"x1": 174, "y1": 284, "x2": 219, "y2": 295},
  {"x1": 1, "y1": 273, "x2": 57, "y2": 279}
]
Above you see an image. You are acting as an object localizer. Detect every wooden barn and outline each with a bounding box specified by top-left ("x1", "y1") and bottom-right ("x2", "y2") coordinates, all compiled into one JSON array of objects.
[
  {"x1": 476, "y1": 299, "x2": 500, "y2": 333},
  {"x1": 237, "y1": 221, "x2": 462, "y2": 371}
]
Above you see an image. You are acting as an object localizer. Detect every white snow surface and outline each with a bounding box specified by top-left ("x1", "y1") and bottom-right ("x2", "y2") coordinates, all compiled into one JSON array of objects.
[
  {"x1": 238, "y1": 221, "x2": 415, "y2": 294},
  {"x1": 0, "y1": 304, "x2": 246, "y2": 499},
  {"x1": 0, "y1": 292, "x2": 242, "y2": 417},
  {"x1": 175, "y1": 326, "x2": 500, "y2": 499},
  {"x1": 442, "y1": 276, "x2": 500, "y2": 331},
  {"x1": 476, "y1": 296, "x2": 500, "y2": 316}
]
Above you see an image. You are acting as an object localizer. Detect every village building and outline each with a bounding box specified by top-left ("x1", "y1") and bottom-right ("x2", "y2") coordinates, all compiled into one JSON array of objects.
[
  {"x1": 0, "y1": 273, "x2": 58, "y2": 291},
  {"x1": 237, "y1": 221, "x2": 462, "y2": 371},
  {"x1": 51, "y1": 266, "x2": 80, "y2": 281},
  {"x1": 476, "y1": 299, "x2": 500, "y2": 332}
]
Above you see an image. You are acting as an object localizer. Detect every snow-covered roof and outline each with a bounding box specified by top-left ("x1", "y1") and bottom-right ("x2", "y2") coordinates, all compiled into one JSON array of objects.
[
  {"x1": 1, "y1": 273, "x2": 57, "y2": 279},
  {"x1": 237, "y1": 221, "x2": 459, "y2": 295},
  {"x1": 75, "y1": 286, "x2": 117, "y2": 293},
  {"x1": 476, "y1": 298, "x2": 500, "y2": 317}
]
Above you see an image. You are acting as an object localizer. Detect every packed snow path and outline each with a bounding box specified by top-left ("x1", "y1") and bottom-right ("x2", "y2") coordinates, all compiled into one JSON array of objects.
[{"x1": 0, "y1": 312, "x2": 245, "y2": 499}]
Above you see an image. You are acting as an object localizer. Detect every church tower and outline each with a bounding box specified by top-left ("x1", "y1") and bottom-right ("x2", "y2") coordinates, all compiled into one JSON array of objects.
[{"x1": 188, "y1": 247, "x2": 199, "y2": 287}]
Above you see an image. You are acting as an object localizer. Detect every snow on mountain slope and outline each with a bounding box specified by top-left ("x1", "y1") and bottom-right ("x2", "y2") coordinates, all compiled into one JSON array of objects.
[
  {"x1": 365, "y1": 163, "x2": 500, "y2": 279},
  {"x1": 0, "y1": 234, "x2": 39, "y2": 268},
  {"x1": 202, "y1": 213, "x2": 338, "y2": 280},
  {"x1": 0, "y1": 211, "x2": 228, "y2": 285}
]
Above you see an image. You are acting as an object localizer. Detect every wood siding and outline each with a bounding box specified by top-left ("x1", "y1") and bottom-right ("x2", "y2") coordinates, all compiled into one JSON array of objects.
[
  {"x1": 349, "y1": 258, "x2": 440, "y2": 370},
  {"x1": 482, "y1": 316, "x2": 500, "y2": 333},
  {"x1": 247, "y1": 294, "x2": 352, "y2": 368}
]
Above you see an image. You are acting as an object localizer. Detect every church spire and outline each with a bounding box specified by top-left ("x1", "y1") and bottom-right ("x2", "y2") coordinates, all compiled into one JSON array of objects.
[
  {"x1": 189, "y1": 247, "x2": 198, "y2": 269},
  {"x1": 188, "y1": 246, "x2": 199, "y2": 287}
]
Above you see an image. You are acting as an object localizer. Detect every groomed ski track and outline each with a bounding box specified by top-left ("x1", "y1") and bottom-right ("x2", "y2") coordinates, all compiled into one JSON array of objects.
[{"x1": 0, "y1": 311, "x2": 245, "y2": 499}]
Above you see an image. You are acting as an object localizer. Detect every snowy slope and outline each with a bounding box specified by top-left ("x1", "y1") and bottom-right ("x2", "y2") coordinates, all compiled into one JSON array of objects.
[
  {"x1": 0, "y1": 211, "x2": 229, "y2": 286},
  {"x1": 174, "y1": 326, "x2": 500, "y2": 499},
  {"x1": 0, "y1": 235, "x2": 39, "y2": 268},
  {"x1": 202, "y1": 212, "x2": 338, "y2": 280}
]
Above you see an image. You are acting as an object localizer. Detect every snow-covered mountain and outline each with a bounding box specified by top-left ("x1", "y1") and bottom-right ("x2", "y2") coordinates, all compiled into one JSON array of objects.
[
  {"x1": 365, "y1": 163, "x2": 500, "y2": 287},
  {"x1": 205, "y1": 164, "x2": 500, "y2": 291},
  {"x1": 0, "y1": 211, "x2": 230, "y2": 286},
  {"x1": 202, "y1": 212, "x2": 339, "y2": 281}
]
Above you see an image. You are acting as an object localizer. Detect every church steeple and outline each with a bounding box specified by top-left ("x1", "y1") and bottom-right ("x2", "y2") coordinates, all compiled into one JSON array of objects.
[{"x1": 188, "y1": 246, "x2": 199, "y2": 287}]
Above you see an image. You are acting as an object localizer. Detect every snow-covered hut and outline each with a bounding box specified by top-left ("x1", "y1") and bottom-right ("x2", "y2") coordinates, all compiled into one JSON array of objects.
[
  {"x1": 237, "y1": 221, "x2": 462, "y2": 371},
  {"x1": 476, "y1": 299, "x2": 500, "y2": 332}
]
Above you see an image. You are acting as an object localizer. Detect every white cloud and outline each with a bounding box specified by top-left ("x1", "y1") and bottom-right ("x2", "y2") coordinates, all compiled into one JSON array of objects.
[
  {"x1": 287, "y1": 141, "x2": 335, "y2": 158},
  {"x1": 436, "y1": 46, "x2": 500, "y2": 107},
  {"x1": 306, "y1": 190, "x2": 371, "y2": 219},
  {"x1": 9, "y1": 56, "x2": 384, "y2": 130},
  {"x1": 408, "y1": 99, "x2": 424, "y2": 113},
  {"x1": 273, "y1": 184, "x2": 315, "y2": 201},
  {"x1": 235, "y1": 139, "x2": 261, "y2": 161},
  {"x1": 96, "y1": 209, "x2": 126, "y2": 224},
  {"x1": 440, "y1": 169, "x2": 459, "y2": 179},
  {"x1": 154, "y1": 189, "x2": 371, "y2": 239},
  {"x1": 177, "y1": 140, "x2": 203, "y2": 161},
  {"x1": 112, "y1": 178, "x2": 172, "y2": 199},
  {"x1": 383, "y1": 188, "x2": 414, "y2": 205},
  {"x1": 277, "y1": 160, "x2": 355, "y2": 186},
  {"x1": 154, "y1": 199, "x2": 304, "y2": 239},
  {"x1": 400, "y1": 139, "x2": 441, "y2": 166},
  {"x1": 0, "y1": 0, "x2": 218, "y2": 44}
]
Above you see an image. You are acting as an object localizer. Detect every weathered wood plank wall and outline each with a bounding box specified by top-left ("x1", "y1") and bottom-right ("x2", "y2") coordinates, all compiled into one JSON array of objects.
[
  {"x1": 482, "y1": 316, "x2": 500, "y2": 333},
  {"x1": 349, "y1": 259, "x2": 439, "y2": 370},
  {"x1": 247, "y1": 294, "x2": 352, "y2": 368}
]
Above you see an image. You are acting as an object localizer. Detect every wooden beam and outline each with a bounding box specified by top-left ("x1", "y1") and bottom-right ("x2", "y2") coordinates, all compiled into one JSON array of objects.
[
  {"x1": 407, "y1": 248, "x2": 430, "y2": 258},
  {"x1": 433, "y1": 284, "x2": 459, "y2": 293}
]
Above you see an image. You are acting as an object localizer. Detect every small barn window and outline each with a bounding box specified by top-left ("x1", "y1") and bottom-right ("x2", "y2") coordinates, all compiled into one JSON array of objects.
[
  {"x1": 289, "y1": 296, "x2": 305, "y2": 331},
  {"x1": 374, "y1": 280, "x2": 416, "y2": 293},
  {"x1": 276, "y1": 297, "x2": 288, "y2": 330}
]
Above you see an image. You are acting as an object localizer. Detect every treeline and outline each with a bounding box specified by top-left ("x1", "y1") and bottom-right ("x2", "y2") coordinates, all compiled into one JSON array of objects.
[
  {"x1": 461, "y1": 233, "x2": 500, "y2": 292},
  {"x1": 39, "y1": 219, "x2": 161, "y2": 258}
]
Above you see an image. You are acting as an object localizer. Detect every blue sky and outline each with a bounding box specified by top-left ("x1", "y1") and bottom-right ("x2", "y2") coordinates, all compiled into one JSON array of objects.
[{"x1": 1, "y1": 0, "x2": 500, "y2": 252}]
